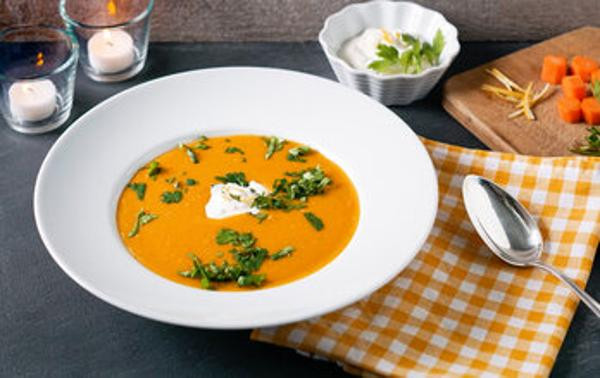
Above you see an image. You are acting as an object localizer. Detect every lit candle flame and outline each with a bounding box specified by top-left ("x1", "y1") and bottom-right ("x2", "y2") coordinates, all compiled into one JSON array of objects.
[
  {"x1": 107, "y1": 0, "x2": 117, "y2": 16},
  {"x1": 35, "y1": 52, "x2": 44, "y2": 67}
]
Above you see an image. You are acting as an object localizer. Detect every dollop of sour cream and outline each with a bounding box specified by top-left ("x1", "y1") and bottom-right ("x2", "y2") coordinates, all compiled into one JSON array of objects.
[
  {"x1": 339, "y1": 28, "x2": 408, "y2": 70},
  {"x1": 205, "y1": 181, "x2": 268, "y2": 219}
]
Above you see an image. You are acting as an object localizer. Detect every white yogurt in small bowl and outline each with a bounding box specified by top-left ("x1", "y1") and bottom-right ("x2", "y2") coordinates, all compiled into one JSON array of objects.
[{"x1": 319, "y1": 1, "x2": 460, "y2": 105}]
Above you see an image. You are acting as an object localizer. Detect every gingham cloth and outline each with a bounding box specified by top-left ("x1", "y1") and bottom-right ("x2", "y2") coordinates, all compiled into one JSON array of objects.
[{"x1": 252, "y1": 138, "x2": 600, "y2": 377}]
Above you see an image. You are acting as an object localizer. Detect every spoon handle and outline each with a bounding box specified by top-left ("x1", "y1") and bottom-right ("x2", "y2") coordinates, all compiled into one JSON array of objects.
[{"x1": 533, "y1": 260, "x2": 600, "y2": 318}]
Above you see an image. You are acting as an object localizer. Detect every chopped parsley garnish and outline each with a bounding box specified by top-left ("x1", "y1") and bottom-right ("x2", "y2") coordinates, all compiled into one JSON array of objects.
[
  {"x1": 194, "y1": 136, "x2": 210, "y2": 150},
  {"x1": 179, "y1": 143, "x2": 199, "y2": 164},
  {"x1": 231, "y1": 246, "x2": 268, "y2": 272},
  {"x1": 304, "y1": 212, "x2": 324, "y2": 231},
  {"x1": 128, "y1": 209, "x2": 158, "y2": 238},
  {"x1": 147, "y1": 161, "x2": 161, "y2": 180},
  {"x1": 185, "y1": 178, "x2": 197, "y2": 186},
  {"x1": 271, "y1": 246, "x2": 294, "y2": 260},
  {"x1": 571, "y1": 127, "x2": 600, "y2": 156},
  {"x1": 250, "y1": 212, "x2": 268, "y2": 223},
  {"x1": 237, "y1": 274, "x2": 266, "y2": 287},
  {"x1": 215, "y1": 172, "x2": 249, "y2": 187},
  {"x1": 252, "y1": 166, "x2": 331, "y2": 211},
  {"x1": 275, "y1": 166, "x2": 331, "y2": 200},
  {"x1": 216, "y1": 228, "x2": 256, "y2": 248},
  {"x1": 160, "y1": 190, "x2": 183, "y2": 204},
  {"x1": 287, "y1": 146, "x2": 311, "y2": 162},
  {"x1": 225, "y1": 146, "x2": 244, "y2": 155},
  {"x1": 368, "y1": 29, "x2": 445, "y2": 75},
  {"x1": 194, "y1": 142, "x2": 210, "y2": 150},
  {"x1": 127, "y1": 183, "x2": 146, "y2": 200},
  {"x1": 181, "y1": 229, "x2": 294, "y2": 289},
  {"x1": 263, "y1": 136, "x2": 286, "y2": 159}
]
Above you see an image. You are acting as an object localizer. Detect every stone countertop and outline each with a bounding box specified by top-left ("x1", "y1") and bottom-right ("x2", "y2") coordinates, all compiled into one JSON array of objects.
[{"x1": 1, "y1": 42, "x2": 599, "y2": 377}]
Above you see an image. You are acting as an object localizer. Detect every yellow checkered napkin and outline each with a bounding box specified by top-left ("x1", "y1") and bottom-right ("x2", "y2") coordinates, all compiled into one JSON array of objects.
[{"x1": 252, "y1": 138, "x2": 600, "y2": 377}]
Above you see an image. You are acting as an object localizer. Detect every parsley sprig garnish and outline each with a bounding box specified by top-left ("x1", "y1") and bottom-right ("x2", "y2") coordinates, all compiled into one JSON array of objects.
[
  {"x1": 368, "y1": 29, "x2": 445, "y2": 75},
  {"x1": 147, "y1": 161, "x2": 161, "y2": 180},
  {"x1": 179, "y1": 143, "x2": 199, "y2": 164},
  {"x1": 263, "y1": 136, "x2": 286, "y2": 159},
  {"x1": 225, "y1": 146, "x2": 244, "y2": 155},
  {"x1": 180, "y1": 229, "x2": 295, "y2": 289},
  {"x1": 571, "y1": 127, "x2": 600, "y2": 156},
  {"x1": 304, "y1": 212, "x2": 324, "y2": 231},
  {"x1": 252, "y1": 166, "x2": 332, "y2": 211},
  {"x1": 127, "y1": 183, "x2": 146, "y2": 200},
  {"x1": 128, "y1": 209, "x2": 158, "y2": 238},
  {"x1": 287, "y1": 146, "x2": 311, "y2": 162},
  {"x1": 160, "y1": 190, "x2": 183, "y2": 204},
  {"x1": 215, "y1": 172, "x2": 249, "y2": 187}
]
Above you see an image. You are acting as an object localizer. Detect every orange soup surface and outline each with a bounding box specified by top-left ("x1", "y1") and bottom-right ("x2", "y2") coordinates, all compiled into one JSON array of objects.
[{"x1": 116, "y1": 135, "x2": 359, "y2": 291}]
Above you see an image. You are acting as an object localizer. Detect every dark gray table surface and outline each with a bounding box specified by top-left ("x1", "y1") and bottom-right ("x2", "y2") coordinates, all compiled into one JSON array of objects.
[{"x1": 1, "y1": 42, "x2": 599, "y2": 377}]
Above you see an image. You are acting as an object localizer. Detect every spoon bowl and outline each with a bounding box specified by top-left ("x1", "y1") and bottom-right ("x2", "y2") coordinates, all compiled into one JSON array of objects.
[
  {"x1": 462, "y1": 174, "x2": 600, "y2": 318},
  {"x1": 462, "y1": 175, "x2": 542, "y2": 266}
]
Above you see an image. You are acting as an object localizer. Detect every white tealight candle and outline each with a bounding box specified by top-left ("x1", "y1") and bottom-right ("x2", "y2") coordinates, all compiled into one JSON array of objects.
[
  {"x1": 9, "y1": 80, "x2": 57, "y2": 122},
  {"x1": 88, "y1": 29, "x2": 135, "y2": 73}
]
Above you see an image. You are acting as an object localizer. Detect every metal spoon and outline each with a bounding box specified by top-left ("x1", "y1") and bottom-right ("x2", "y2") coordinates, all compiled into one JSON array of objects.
[{"x1": 462, "y1": 174, "x2": 600, "y2": 317}]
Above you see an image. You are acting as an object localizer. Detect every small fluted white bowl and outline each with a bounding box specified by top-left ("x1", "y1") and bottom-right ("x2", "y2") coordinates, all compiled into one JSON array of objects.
[{"x1": 319, "y1": 1, "x2": 460, "y2": 105}]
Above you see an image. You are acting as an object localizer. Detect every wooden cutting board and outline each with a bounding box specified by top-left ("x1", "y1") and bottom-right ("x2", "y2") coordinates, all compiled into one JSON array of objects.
[{"x1": 443, "y1": 26, "x2": 600, "y2": 156}]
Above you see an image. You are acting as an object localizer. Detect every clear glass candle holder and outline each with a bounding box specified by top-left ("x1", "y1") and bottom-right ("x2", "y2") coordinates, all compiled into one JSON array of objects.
[
  {"x1": 0, "y1": 25, "x2": 78, "y2": 134},
  {"x1": 60, "y1": 0, "x2": 154, "y2": 82}
]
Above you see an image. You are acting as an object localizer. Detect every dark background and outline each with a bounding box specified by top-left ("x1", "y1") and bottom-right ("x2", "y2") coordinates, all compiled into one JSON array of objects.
[{"x1": 1, "y1": 41, "x2": 599, "y2": 376}]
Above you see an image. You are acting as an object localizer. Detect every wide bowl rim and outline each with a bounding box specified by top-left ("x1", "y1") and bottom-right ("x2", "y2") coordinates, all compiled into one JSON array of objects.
[{"x1": 33, "y1": 67, "x2": 438, "y2": 329}]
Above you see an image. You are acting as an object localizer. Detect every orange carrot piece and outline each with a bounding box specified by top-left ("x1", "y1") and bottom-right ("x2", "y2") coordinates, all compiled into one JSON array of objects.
[
  {"x1": 591, "y1": 69, "x2": 600, "y2": 84},
  {"x1": 571, "y1": 56, "x2": 599, "y2": 82},
  {"x1": 557, "y1": 97, "x2": 582, "y2": 123},
  {"x1": 541, "y1": 55, "x2": 567, "y2": 84},
  {"x1": 562, "y1": 75, "x2": 587, "y2": 100},
  {"x1": 581, "y1": 97, "x2": 600, "y2": 125}
]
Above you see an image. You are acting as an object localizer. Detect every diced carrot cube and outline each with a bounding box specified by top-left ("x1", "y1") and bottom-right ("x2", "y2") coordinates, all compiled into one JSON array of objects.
[
  {"x1": 571, "y1": 56, "x2": 599, "y2": 82},
  {"x1": 562, "y1": 75, "x2": 587, "y2": 100},
  {"x1": 541, "y1": 55, "x2": 567, "y2": 84},
  {"x1": 557, "y1": 97, "x2": 582, "y2": 123},
  {"x1": 581, "y1": 97, "x2": 600, "y2": 125}
]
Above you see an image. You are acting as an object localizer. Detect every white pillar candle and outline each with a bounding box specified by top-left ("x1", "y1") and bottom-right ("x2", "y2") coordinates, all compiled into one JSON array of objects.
[
  {"x1": 9, "y1": 80, "x2": 57, "y2": 122},
  {"x1": 87, "y1": 29, "x2": 135, "y2": 73}
]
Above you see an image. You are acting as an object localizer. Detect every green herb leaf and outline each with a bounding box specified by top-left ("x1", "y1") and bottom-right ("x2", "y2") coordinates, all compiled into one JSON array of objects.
[
  {"x1": 225, "y1": 146, "x2": 245, "y2": 155},
  {"x1": 216, "y1": 228, "x2": 256, "y2": 248},
  {"x1": 570, "y1": 127, "x2": 600, "y2": 156},
  {"x1": 252, "y1": 166, "x2": 331, "y2": 211},
  {"x1": 194, "y1": 143, "x2": 210, "y2": 150},
  {"x1": 592, "y1": 80, "x2": 600, "y2": 102},
  {"x1": 127, "y1": 183, "x2": 146, "y2": 200},
  {"x1": 287, "y1": 145, "x2": 311, "y2": 162},
  {"x1": 147, "y1": 161, "x2": 161, "y2": 180},
  {"x1": 160, "y1": 190, "x2": 183, "y2": 204},
  {"x1": 304, "y1": 212, "x2": 324, "y2": 231},
  {"x1": 250, "y1": 212, "x2": 268, "y2": 223},
  {"x1": 368, "y1": 29, "x2": 444, "y2": 75},
  {"x1": 179, "y1": 143, "x2": 199, "y2": 164},
  {"x1": 263, "y1": 136, "x2": 286, "y2": 159},
  {"x1": 231, "y1": 247, "x2": 268, "y2": 272},
  {"x1": 128, "y1": 209, "x2": 158, "y2": 237},
  {"x1": 185, "y1": 178, "x2": 197, "y2": 186},
  {"x1": 215, "y1": 172, "x2": 249, "y2": 187},
  {"x1": 271, "y1": 246, "x2": 295, "y2": 260},
  {"x1": 237, "y1": 274, "x2": 266, "y2": 287},
  {"x1": 180, "y1": 229, "x2": 287, "y2": 290}
]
